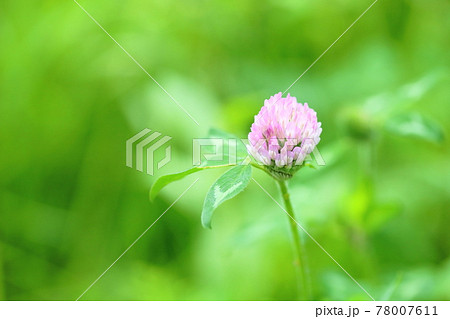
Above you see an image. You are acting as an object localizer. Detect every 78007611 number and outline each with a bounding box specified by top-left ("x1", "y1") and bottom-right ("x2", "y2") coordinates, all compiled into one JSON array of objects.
[{"x1": 376, "y1": 306, "x2": 438, "y2": 316}]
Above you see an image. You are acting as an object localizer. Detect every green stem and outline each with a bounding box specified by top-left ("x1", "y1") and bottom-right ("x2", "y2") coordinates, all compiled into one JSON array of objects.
[{"x1": 277, "y1": 179, "x2": 312, "y2": 300}]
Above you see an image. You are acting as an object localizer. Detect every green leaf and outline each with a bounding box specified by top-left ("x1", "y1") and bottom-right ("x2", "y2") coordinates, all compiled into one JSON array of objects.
[
  {"x1": 201, "y1": 164, "x2": 252, "y2": 229},
  {"x1": 150, "y1": 164, "x2": 234, "y2": 201},
  {"x1": 151, "y1": 128, "x2": 250, "y2": 202},
  {"x1": 385, "y1": 112, "x2": 444, "y2": 143},
  {"x1": 362, "y1": 72, "x2": 443, "y2": 117},
  {"x1": 304, "y1": 159, "x2": 318, "y2": 169}
]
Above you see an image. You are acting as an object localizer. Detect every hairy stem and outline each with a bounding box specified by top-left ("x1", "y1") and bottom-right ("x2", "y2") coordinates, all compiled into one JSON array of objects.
[{"x1": 277, "y1": 179, "x2": 312, "y2": 300}]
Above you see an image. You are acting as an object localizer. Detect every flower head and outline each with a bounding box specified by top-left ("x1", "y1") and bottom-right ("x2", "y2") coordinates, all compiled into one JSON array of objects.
[{"x1": 247, "y1": 92, "x2": 322, "y2": 176}]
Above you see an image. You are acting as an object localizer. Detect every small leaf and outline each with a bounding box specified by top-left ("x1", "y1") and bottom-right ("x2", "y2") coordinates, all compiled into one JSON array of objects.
[
  {"x1": 201, "y1": 164, "x2": 252, "y2": 229},
  {"x1": 150, "y1": 165, "x2": 234, "y2": 201},
  {"x1": 304, "y1": 159, "x2": 318, "y2": 169},
  {"x1": 363, "y1": 72, "x2": 443, "y2": 117},
  {"x1": 385, "y1": 112, "x2": 444, "y2": 143}
]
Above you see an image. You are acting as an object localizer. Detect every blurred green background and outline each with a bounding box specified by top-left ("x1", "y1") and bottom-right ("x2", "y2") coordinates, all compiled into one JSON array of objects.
[{"x1": 0, "y1": 0, "x2": 449, "y2": 300}]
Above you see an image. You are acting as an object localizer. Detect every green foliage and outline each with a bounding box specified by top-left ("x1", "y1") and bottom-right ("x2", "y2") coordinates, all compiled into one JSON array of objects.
[
  {"x1": 150, "y1": 165, "x2": 234, "y2": 201},
  {"x1": 385, "y1": 112, "x2": 444, "y2": 143},
  {"x1": 0, "y1": 0, "x2": 448, "y2": 301},
  {"x1": 201, "y1": 164, "x2": 252, "y2": 229}
]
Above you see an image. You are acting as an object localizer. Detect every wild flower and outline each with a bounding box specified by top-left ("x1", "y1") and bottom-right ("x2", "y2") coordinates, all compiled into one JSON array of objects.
[{"x1": 247, "y1": 92, "x2": 322, "y2": 178}]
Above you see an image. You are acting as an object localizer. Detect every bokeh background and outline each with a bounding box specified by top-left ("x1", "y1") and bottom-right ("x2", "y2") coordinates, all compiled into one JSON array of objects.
[{"x1": 0, "y1": 0, "x2": 449, "y2": 300}]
